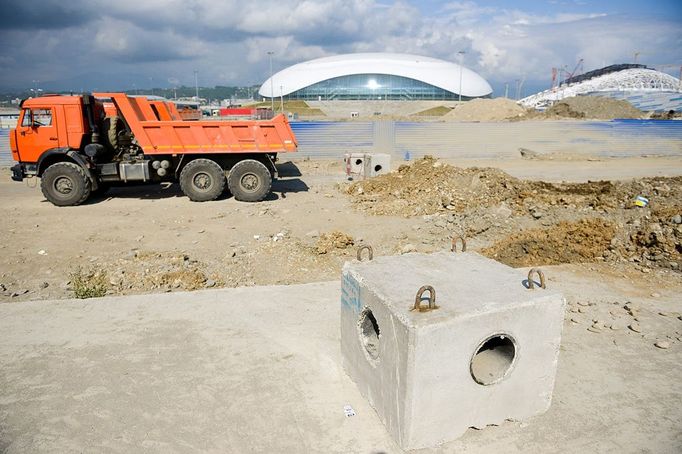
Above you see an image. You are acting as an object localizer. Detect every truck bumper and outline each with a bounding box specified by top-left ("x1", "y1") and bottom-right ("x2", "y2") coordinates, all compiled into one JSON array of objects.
[{"x1": 10, "y1": 164, "x2": 24, "y2": 182}]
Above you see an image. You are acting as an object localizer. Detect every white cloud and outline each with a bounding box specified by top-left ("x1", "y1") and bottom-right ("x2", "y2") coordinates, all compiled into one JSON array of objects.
[{"x1": 0, "y1": 0, "x2": 680, "y2": 91}]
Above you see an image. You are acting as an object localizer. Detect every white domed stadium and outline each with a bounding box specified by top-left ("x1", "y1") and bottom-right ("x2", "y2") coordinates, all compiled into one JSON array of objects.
[
  {"x1": 259, "y1": 53, "x2": 492, "y2": 101},
  {"x1": 520, "y1": 64, "x2": 682, "y2": 111}
]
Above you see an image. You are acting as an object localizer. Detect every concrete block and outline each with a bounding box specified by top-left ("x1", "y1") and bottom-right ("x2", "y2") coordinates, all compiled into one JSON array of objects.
[
  {"x1": 340, "y1": 251, "x2": 566, "y2": 450},
  {"x1": 363, "y1": 153, "x2": 391, "y2": 177},
  {"x1": 344, "y1": 153, "x2": 367, "y2": 178}
]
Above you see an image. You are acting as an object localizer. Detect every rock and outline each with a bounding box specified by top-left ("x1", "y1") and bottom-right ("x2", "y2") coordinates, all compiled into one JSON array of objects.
[
  {"x1": 401, "y1": 244, "x2": 417, "y2": 254},
  {"x1": 205, "y1": 279, "x2": 216, "y2": 288},
  {"x1": 519, "y1": 148, "x2": 539, "y2": 159},
  {"x1": 628, "y1": 323, "x2": 642, "y2": 333},
  {"x1": 654, "y1": 341, "x2": 671, "y2": 349},
  {"x1": 0, "y1": 283, "x2": 5, "y2": 292},
  {"x1": 135, "y1": 235, "x2": 144, "y2": 242},
  {"x1": 650, "y1": 292, "x2": 661, "y2": 298},
  {"x1": 587, "y1": 325, "x2": 602, "y2": 333},
  {"x1": 38, "y1": 250, "x2": 47, "y2": 255},
  {"x1": 672, "y1": 215, "x2": 682, "y2": 224},
  {"x1": 577, "y1": 301, "x2": 590, "y2": 307},
  {"x1": 198, "y1": 229, "x2": 205, "y2": 234},
  {"x1": 39, "y1": 282, "x2": 49, "y2": 289}
]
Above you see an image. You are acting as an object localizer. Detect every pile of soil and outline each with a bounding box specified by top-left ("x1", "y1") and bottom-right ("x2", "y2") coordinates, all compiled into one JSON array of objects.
[
  {"x1": 482, "y1": 219, "x2": 617, "y2": 267},
  {"x1": 347, "y1": 156, "x2": 625, "y2": 217},
  {"x1": 347, "y1": 156, "x2": 681, "y2": 269},
  {"x1": 443, "y1": 98, "x2": 527, "y2": 121},
  {"x1": 315, "y1": 231, "x2": 355, "y2": 254},
  {"x1": 541, "y1": 96, "x2": 643, "y2": 120}
]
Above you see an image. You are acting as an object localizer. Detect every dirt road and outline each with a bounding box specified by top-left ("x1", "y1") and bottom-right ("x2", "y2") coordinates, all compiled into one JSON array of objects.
[
  {"x1": 1, "y1": 155, "x2": 681, "y2": 302},
  {"x1": 0, "y1": 154, "x2": 681, "y2": 452}
]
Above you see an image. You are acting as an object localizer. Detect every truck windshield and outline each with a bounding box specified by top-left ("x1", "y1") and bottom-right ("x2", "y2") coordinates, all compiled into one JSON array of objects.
[{"x1": 20, "y1": 108, "x2": 52, "y2": 127}]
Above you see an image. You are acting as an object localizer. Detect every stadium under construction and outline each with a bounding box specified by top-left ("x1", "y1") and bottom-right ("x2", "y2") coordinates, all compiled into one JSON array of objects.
[{"x1": 520, "y1": 64, "x2": 682, "y2": 112}]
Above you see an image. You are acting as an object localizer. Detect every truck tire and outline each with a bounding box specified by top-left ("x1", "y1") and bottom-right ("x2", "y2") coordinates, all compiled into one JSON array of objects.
[
  {"x1": 227, "y1": 159, "x2": 272, "y2": 202},
  {"x1": 40, "y1": 162, "x2": 91, "y2": 206},
  {"x1": 179, "y1": 158, "x2": 226, "y2": 202}
]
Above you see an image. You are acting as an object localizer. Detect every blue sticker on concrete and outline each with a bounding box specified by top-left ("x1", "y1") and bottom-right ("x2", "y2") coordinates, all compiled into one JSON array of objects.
[{"x1": 341, "y1": 273, "x2": 361, "y2": 314}]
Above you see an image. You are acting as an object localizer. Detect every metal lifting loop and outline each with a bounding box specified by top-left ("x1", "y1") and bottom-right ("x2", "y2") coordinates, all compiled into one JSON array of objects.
[
  {"x1": 527, "y1": 268, "x2": 546, "y2": 290},
  {"x1": 412, "y1": 285, "x2": 438, "y2": 312},
  {"x1": 451, "y1": 235, "x2": 467, "y2": 252},
  {"x1": 357, "y1": 244, "x2": 374, "y2": 261}
]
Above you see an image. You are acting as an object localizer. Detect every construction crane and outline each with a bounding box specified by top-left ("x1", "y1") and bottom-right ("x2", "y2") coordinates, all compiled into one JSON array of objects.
[
  {"x1": 567, "y1": 58, "x2": 584, "y2": 79},
  {"x1": 555, "y1": 59, "x2": 584, "y2": 86}
]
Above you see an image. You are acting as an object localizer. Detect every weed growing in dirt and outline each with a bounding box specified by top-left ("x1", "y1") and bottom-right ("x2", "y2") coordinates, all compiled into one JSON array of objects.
[{"x1": 70, "y1": 267, "x2": 109, "y2": 299}]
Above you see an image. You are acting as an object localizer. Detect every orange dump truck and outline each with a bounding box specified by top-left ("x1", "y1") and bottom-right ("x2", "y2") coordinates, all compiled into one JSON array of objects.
[{"x1": 9, "y1": 93, "x2": 296, "y2": 206}]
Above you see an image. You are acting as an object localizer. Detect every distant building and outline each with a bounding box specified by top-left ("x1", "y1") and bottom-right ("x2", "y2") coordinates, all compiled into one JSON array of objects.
[
  {"x1": 520, "y1": 64, "x2": 682, "y2": 111},
  {"x1": 259, "y1": 53, "x2": 492, "y2": 101}
]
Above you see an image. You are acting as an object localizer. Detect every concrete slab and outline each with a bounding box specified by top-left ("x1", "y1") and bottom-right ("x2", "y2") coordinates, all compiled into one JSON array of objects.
[
  {"x1": 0, "y1": 277, "x2": 680, "y2": 453},
  {"x1": 0, "y1": 282, "x2": 395, "y2": 453}
]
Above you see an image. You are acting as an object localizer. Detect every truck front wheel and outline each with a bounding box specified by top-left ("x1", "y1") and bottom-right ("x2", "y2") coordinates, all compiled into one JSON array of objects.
[
  {"x1": 40, "y1": 162, "x2": 91, "y2": 207},
  {"x1": 179, "y1": 158, "x2": 226, "y2": 202},
  {"x1": 227, "y1": 159, "x2": 272, "y2": 202}
]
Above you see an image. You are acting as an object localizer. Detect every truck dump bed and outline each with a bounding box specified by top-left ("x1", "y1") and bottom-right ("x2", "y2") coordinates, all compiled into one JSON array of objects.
[{"x1": 98, "y1": 93, "x2": 297, "y2": 156}]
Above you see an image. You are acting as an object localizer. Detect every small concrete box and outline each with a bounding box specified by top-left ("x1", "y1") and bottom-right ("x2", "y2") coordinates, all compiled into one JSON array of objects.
[
  {"x1": 340, "y1": 251, "x2": 566, "y2": 450},
  {"x1": 363, "y1": 153, "x2": 391, "y2": 177},
  {"x1": 344, "y1": 153, "x2": 367, "y2": 177}
]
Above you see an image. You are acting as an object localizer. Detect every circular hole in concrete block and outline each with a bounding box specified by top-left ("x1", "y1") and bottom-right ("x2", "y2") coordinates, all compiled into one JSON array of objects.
[
  {"x1": 358, "y1": 308, "x2": 380, "y2": 361},
  {"x1": 355, "y1": 159, "x2": 363, "y2": 165},
  {"x1": 470, "y1": 334, "x2": 516, "y2": 385},
  {"x1": 374, "y1": 164, "x2": 382, "y2": 172}
]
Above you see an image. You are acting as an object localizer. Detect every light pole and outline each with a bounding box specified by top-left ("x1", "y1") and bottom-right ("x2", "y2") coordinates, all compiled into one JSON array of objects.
[
  {"x1": 280, "y1": 85, "x2": 284, "y2": 113},
  {"x1": 267, "y1": 51, "x2": 275, "y2": 112},
  {"x1": 457, "y1": 50, "x2": 466, "y2": 102},
  {"x1": 194, "y1": 70, "x2": 199, "y2": 103}
]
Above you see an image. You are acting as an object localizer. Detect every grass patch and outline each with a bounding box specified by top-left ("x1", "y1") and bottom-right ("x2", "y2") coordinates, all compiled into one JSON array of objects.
[
  {"x1": 412, "y1": 106, "x2": 452, "y2": 117},
  {"x1": 70, "y1": 266, "x2": 109, "y2": 299}
]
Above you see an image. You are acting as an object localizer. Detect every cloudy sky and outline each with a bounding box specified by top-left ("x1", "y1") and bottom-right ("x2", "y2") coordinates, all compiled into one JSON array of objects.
[{"x1": 1, "y1": 0, "x2": 680, "y2": 96}]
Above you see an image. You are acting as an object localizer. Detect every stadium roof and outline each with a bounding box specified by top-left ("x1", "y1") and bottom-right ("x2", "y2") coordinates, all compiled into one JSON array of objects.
[{"x1": 258, "y1": 53, "x2": 492, "y2": 98}]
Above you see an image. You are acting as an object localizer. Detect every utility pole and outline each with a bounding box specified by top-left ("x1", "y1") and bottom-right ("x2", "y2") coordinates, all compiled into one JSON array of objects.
[
  {"x1": 194, "y1": 70, "x2": 199, "y2": 103},
  {"x1": 457, "y1": 50, "x2": 466, "y2": 102},
  {"x1": 267, "y1": 51, "x2": 275, "y2": 112}
]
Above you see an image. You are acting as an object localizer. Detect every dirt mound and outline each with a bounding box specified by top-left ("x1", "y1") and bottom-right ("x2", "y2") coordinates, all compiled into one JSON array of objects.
[
  {"x1": 543, "y1": 96, "x2": 643, "y2": 120},
  {"x1": 316, "y1": 231, "x2": 354, "y2": 254},
  {"x1": 443, "y1": 98, "x2": 527, "y2": 121},
  {"x1": 346, "y1": 156, "x2": 627, "y2": 217},
  {"x1": 346, "y1": 156, "x2": 681, "y2": 270},
  {"x1": 481, "y1": 219, "x2": 617, "y2": 267}
]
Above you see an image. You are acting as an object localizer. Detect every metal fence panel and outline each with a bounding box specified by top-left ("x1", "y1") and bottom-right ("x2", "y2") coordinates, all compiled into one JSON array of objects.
[
  {"x1": 0, "y1": 130, "x2": 13, "y2": 167},
  {"x1": 1, "y1": 120, "x2": 680, "y2": 167}
]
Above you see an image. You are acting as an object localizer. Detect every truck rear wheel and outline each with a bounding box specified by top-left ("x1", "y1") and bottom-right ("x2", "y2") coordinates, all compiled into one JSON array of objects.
[
  {"x1": 40, "y1": 162, "x2": 91, "y2": 207},
  {"x1": 227, "y1": 159, "x2": 272, "y2": 202},
  {"x1": 179, "y1": 158, "x2": 226, "y2": 202}
]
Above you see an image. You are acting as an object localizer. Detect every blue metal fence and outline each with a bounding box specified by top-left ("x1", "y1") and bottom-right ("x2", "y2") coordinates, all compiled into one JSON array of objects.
[{"x1": 1, "y1": 120, "x2": 681, "y2": 167}]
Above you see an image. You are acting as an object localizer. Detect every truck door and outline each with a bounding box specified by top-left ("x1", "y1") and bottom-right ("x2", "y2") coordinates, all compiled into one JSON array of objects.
[{"x1": 15, "y1": 107, "x2": 59, "y2": 163}]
